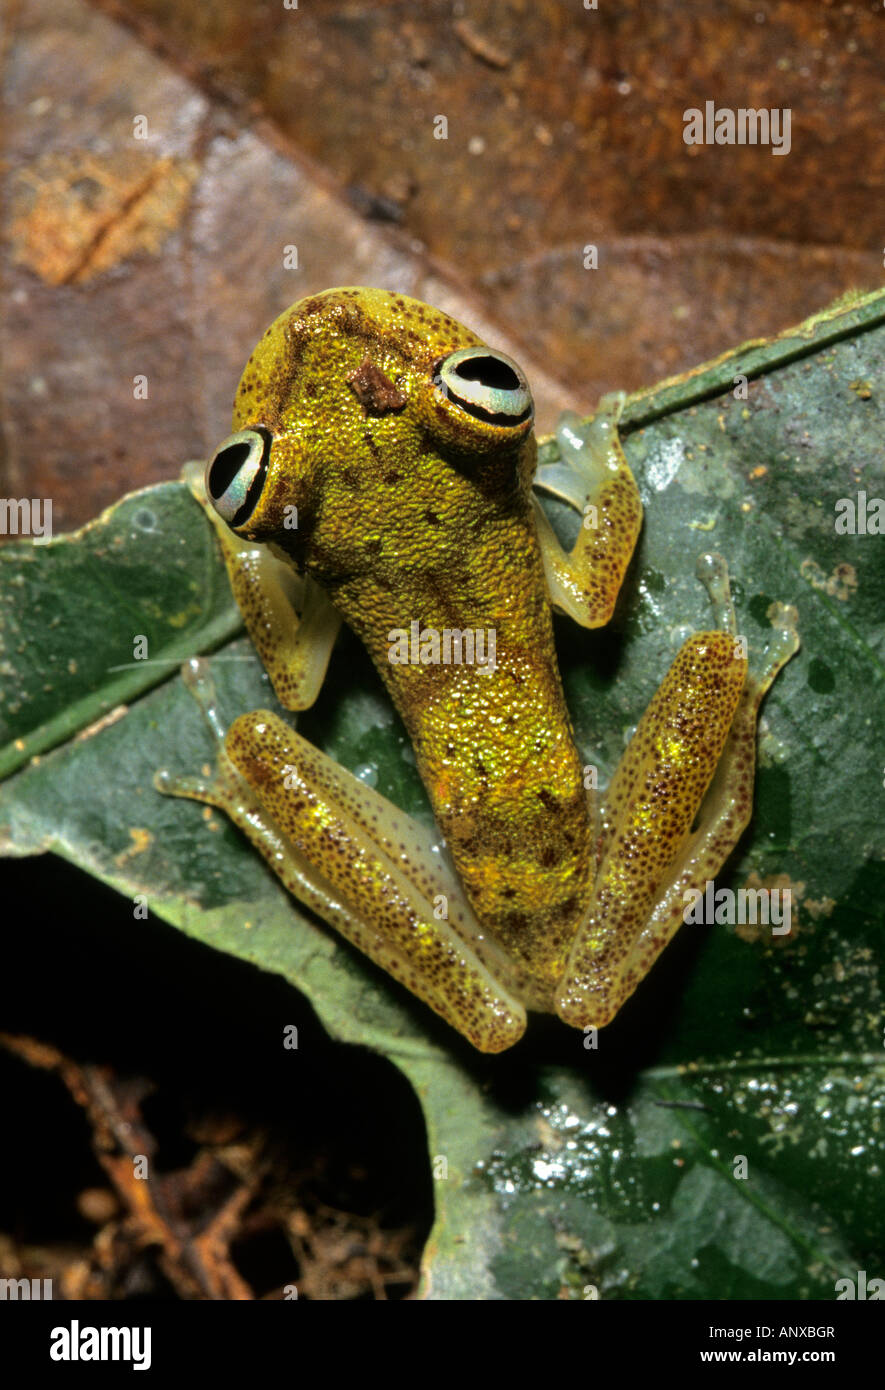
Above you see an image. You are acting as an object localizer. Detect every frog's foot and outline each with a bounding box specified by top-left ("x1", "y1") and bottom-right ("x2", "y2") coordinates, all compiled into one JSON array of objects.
[
  {"x1": 534, "y1": 396, "x2": 627, "y2": 512},
  {"x1": 155, "y1": 660, "x2": 526, "y2": 1053},
  {"x1": 555, "y1": 555, "x2": 799, "y2": 1030},
  {"x1": 695, "y1": 551, "x2": 800, "y2": 712},
  {"x1": 532, "y1": 393, "x2": 643, "y2": 629},
  {"x1": 154, "y1": 657, "x2": 228, "y2": 801}
]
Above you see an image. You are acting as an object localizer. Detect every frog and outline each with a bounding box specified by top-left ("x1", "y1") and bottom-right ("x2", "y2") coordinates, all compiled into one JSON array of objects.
[{"x1": 156, "y1": 287, "x2": 799, "y2": 1053}]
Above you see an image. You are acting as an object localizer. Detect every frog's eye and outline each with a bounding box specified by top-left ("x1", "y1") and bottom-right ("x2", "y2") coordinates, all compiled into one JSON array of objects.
[
  {"x1": 205, "y1": 427, "x2": 273, "y2": 528},
  {"x1": 433, "y1": 347, "x2": 533, "y2": 427}
]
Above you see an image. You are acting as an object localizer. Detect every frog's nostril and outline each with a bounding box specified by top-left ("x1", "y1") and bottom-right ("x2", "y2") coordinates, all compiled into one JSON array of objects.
[
  {"x1": 206, "y1": 427, "x2": 272, "y2": 528},
  {"x1": 434, "y1": 347, "x2": 532, "y2": 427}
]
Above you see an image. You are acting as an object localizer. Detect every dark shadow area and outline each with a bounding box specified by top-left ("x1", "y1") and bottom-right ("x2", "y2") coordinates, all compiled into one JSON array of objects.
[{"x1": 0, "y1": 855, "x2": 433, "y2": 1299}]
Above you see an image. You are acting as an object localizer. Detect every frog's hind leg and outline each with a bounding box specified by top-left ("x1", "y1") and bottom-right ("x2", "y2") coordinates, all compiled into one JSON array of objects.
[
  {"x1": 182, "y1": 460, "x2": 341, "y2": 711},
  {"x1": 156, "y1": 658, "x2": 527, "y2": 1053},
  {"x1": 532, "y1": 394, "x2": 643, "y2": 628},
  {"x1": 555, "y1": 554, "x2": 799, "y2": 1031},
  {"x1": 617, "y1": 596, "x2": 800, "y2": 1008}
]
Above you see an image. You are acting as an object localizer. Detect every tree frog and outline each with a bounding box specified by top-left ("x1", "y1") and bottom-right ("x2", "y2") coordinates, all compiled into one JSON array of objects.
[{"x1": 156, "y1": 287, "x2": 799, "y2": 1052}]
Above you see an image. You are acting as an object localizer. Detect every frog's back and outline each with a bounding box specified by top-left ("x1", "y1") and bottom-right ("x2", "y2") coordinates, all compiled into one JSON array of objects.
[
  {"x1": 322, "y1": 469, "x2": 596, "y2": 1005},
  {"x1": 382, "y1": 568, "x2": 596, "y2": 1005}
]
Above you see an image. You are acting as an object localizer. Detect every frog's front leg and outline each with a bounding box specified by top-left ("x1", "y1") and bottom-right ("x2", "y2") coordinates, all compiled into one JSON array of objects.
[
  {"x1": 533, "y1": 394, "x2": 643, "y2": 628},
  {"x1": 155, "y1": 659, "x2": 527, "y2": 1053},
  {"x1": 183, "y1": 459, "x2": 341, "y2": 711},
  {"x1": 556, "y1": 554, "x2": 800, "y2": 1030}
]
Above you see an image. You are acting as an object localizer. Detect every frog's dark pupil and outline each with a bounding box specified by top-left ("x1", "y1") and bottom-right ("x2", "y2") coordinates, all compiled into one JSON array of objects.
[
  {"x1": 453, "y1": 356, "x2": 521, "y2": 392},
  {"x1": 208, "y1": 442, "x2": 250, "y2": 500}
]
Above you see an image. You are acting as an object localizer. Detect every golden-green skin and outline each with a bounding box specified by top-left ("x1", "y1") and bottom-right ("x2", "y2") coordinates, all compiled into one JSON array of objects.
[{"x1": 230, "y1": 288, "x2": 593, "y2": 1001}]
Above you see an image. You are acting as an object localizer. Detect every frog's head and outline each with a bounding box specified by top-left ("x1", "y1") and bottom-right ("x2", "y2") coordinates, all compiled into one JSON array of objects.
[{"x1": 203, "y1": 288, "x2": 536, "y2": 578}]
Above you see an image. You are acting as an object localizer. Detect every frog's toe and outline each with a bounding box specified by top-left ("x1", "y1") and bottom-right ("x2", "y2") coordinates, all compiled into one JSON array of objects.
[
  {"x1": 153, "y1": 660, "x2": 235, "y2": 804},
  {"x1": 154, "y1": 767, "x2": 218, "y2": 801},
  {"x1": 757, "y1": 601, "x2": 800, "y2": 686}
]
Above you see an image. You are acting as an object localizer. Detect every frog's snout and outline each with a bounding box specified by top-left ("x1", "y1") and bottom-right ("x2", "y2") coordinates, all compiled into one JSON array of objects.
[
  {"x1": 205, "y1": 426, "x2": 273, "y2": 529},
  {"x1": 433, "y1": 346, "x2": 533, "y2": 427}
]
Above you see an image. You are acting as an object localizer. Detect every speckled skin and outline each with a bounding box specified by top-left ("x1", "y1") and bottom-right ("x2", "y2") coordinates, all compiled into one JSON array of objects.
[
  {"x1": 227, "y1": 288, "x2": 597, "y2": 998},
  {"x1": 556, "y1": 631, "x2": 745, "y2": 1025},
  {"x1": 161, "y1": 288, "x2": 799, "y2": 1051}
]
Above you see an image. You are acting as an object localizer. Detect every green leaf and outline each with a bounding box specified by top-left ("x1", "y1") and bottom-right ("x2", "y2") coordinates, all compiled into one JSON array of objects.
[
  {"x1": 0, "y1": 483, "x2": 240, "y2": 780},
  {"x1": 2, "y1": 290, "x2": 884, "y2": 1300}
]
